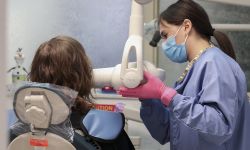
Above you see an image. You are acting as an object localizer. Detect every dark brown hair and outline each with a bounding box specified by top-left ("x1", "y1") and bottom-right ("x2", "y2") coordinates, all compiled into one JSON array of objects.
[
  {"x1": 160, "y1": 0, "x2": 236, "y2": 60},
  {"x1": 29, "y1": 35, "x2": 94, "y2": 115}
]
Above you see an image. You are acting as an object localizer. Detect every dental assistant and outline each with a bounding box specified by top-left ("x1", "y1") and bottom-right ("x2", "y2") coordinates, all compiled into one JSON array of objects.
[{"x1": 119, "y1": 0, "x2": 250, "y2": 150}]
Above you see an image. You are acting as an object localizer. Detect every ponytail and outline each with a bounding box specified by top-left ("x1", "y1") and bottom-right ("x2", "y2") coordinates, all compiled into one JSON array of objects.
[
  {"x1": 213, "y1": 30, "x2": 236, "y2": 60},
  {"x1": 73, "y1": 96, "x2": 94, "y2": 115}
]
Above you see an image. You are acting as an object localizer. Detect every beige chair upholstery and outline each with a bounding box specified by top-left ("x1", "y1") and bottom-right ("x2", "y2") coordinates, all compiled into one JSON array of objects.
[
  {"x1": 8, "y1": 133, "x2": 75, "y2": 150},
  {"x1": 8, "y1": 85, "x2": 76, "y2": 150}
]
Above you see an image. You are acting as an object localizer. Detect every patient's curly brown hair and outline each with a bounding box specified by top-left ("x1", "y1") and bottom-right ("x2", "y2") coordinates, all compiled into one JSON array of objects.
[{"x1": 29, "y1": 35, "x2": 94, "y2": 115}]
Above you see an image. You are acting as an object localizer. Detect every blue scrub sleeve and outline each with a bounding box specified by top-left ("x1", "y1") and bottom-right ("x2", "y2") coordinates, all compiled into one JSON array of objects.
[
  {"x1": 169, "y1": 61, "x2": 239, "y2": 145},
  {"x1": 140, "y1": 99, "x2": 170, "y2": 144}
]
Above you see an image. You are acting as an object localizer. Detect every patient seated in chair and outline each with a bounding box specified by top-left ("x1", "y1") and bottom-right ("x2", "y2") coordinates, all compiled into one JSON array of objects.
[{"x1": 9, "y1": 36, "x2": 134, "y2": 150}]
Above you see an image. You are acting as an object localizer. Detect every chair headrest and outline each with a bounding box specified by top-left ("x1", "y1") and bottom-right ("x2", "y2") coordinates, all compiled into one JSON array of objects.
[{"x1": 13, "y1": 83, "x2": 78, "y2": 128}]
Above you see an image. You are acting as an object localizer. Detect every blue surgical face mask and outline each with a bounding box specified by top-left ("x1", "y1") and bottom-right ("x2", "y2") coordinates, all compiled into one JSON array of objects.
[{"x1": 161, "y1": 26, "x2": 188, "y2": 63}]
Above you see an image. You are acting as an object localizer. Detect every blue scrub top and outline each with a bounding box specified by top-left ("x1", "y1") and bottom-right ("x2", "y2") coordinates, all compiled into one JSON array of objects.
[{"x1": 140, "y1": 47, "x2": 250, "y2": 150}]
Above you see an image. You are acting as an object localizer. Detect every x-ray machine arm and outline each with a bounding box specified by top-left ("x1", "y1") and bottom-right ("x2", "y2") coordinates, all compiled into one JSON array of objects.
[{"x1": 93, "y1": 0, "x2": 165, "y2": 90}]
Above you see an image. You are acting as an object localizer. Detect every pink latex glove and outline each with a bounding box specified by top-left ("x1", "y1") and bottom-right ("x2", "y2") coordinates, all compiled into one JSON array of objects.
[{"x1": 118, "y1": 72, "x2": 177, "y2": 106}]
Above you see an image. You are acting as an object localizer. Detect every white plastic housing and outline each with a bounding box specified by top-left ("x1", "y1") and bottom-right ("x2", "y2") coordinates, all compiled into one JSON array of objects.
[
  {"x1": 120, "y1": 35, "x2": 143, "y2": 88},
  {"x1": 93, "y1": 61, "x2": 165, "y2": 90},
  {"x1": 120, "y1": 0, "x2": 146, "y2": 88}
]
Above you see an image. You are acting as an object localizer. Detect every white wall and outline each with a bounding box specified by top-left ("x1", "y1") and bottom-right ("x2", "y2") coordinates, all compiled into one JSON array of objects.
[
  {"x1": 7, "y1": 0, "x2": 131, "y2": 80},
  {"x1": 0, "y1": 0, "x2": 7, "y2": 148}
]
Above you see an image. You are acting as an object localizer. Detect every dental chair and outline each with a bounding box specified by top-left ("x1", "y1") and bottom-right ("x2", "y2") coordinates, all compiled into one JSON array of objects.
[
  {"x1": 8, "y1": 84, "x2": 76, "y2": 150},
  {"x1": 8, "y1": 83, "x2": 128, "y2": 150}
]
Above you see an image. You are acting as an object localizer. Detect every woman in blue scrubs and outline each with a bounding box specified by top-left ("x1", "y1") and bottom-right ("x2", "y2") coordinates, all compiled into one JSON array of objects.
[{"x1": 119, "y1": 0, "x2": 250, "y2": 150}]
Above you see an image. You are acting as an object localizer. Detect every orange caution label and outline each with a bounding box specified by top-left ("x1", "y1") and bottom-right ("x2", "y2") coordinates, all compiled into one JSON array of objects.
[
  {"x1": 30, "y1": 138, "x2": 48, "y2": 147},
  {"x1": 95, "y1": 104, "x2": 116, "y2": 112}
]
